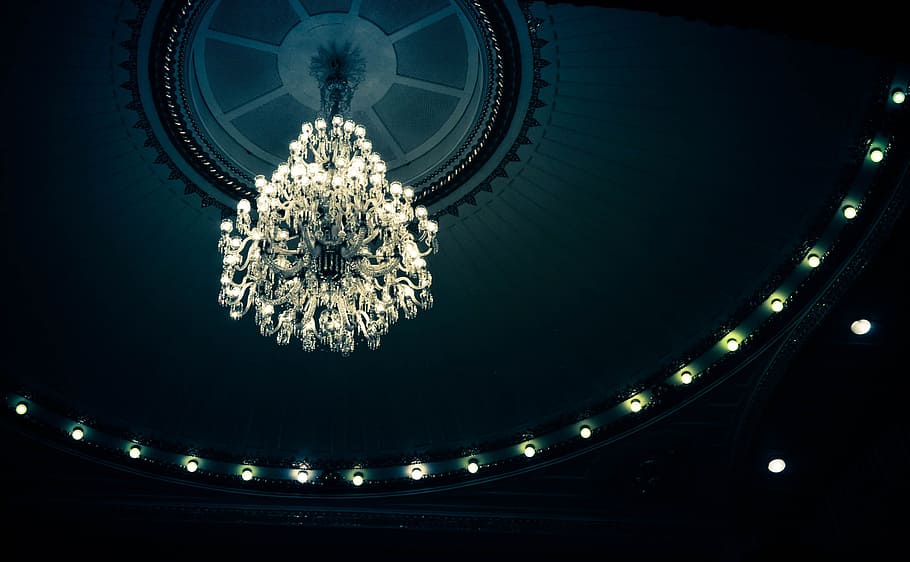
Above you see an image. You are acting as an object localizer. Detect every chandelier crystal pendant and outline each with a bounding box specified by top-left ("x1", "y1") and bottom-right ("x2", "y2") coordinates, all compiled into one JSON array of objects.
[{"x1": 218, "y1": 115, "x2": 438, "y2": 355}]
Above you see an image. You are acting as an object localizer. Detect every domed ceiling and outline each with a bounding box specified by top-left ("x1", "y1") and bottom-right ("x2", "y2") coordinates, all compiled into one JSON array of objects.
[{"x1": 2, "y1": 0, "x2": 908, "y2": 500}]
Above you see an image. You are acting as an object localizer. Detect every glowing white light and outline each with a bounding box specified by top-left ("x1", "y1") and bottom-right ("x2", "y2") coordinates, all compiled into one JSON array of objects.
[
  {"x1": 410, "y1": 467, "x2": 424, "y2": 480},
  {"x1": 850, "y1": 319, "x2": 872, "y2": 335},
  {"x1": 71, "y1": 427, "x2": 84, "y2": 441},
  {"x1": 892, "y1": 89, "x2": 906, "y2": 104},
  {"x1": 842, "y1": 205, "x2": 857, "y2": 220},
  {"x1": 680, "y1": 371, "x2": 693, "y2": 385},
  {"x1": 770, "y1": 298, "x2": 784, "y2": 313},
  {"x1": 241, "y1": 468, "x2": 253, "y2": 481},
  {"x1": 579, "y1": 425, "x2": 593, "y2": 439},
  {"x1": 768, "y1": 458, "x2": 786, "y2": 473},
  {"x1": 352, "y1": 472, "x2": 364, "y2": 486},
  {"x1": 185, "y1": 459, "x2": 198, "y2": 472},
  {"x1": 15, "y1": 402, "x2": 28, "y2": 415},
  {"x1": 869, "y1": 148, "x2": 884, "y2": 163},
  {"x1": 629, "y1": 398, "x2": 642, "y2": 412},
  {"x1": 467, "y1": 459, "x2": 479, "y2": 474},
  {"x1": 726, "y1": 338, "x2": 740, "y2": 351},
  {"x1": 129, "y1": 445, "x2": 141, "y2": 459},
  {"x1": 296, "y1": 470, "x2": 309, "y2": 483},
  {"x1": 218, "y1": 115, "x2": 438, "y2": 355},
  {"x1": 524, "y1": 444, "x2": 536, "y2": 458},
  {"x1": 807, "y1": 253, "x2": 822, "y2": 268}
]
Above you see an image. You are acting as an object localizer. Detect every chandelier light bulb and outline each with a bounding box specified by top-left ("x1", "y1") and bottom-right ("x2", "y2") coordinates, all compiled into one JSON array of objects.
[{"x1": 218, "y1": 115, "x2": 438, "y2": 355}]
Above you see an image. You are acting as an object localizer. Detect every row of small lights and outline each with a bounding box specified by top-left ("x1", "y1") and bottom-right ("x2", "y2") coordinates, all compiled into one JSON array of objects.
[
  {"x1": 762, "y1": 84, "x2": 904, "y2": 476},
  {"x1": 11, "y1": 318, "x2": 874, "y2": 483},
  {"x1": 7, "y1": 86, "x2": 905, "y2": 488}
]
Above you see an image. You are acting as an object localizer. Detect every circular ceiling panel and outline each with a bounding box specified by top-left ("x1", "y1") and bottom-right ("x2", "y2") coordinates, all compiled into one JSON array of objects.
[{"x1": 151, "y1": 0, "x2": 523, "y2": 203}]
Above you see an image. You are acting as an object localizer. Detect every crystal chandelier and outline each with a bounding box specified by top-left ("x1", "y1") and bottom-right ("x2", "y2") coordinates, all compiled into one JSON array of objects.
[{"x1": 217, "y1": 114, "x2": 438, "y2": 355}]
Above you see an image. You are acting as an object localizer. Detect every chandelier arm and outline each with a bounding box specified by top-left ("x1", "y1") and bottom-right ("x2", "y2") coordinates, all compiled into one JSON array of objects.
[
  {"x1": 354, "y1": 257, "x2": 400, "y2": 277},
  {"x1": 262, "y1": 254, "x2": 308, "y2": 277},
  {"x1": 394, "y1": 276, "x2": 427, "y2": 290},
  {"x1": 355, "y1": 309, "x2": 370, "y2": 336},
  {"x1": 259, "y1": 321, "x2": 282, "y2": 337}
]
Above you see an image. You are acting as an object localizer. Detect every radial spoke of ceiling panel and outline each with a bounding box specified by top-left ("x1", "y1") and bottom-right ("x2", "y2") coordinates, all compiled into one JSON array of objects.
[
  {"x1": 222, "y1": 86, "x2": 291, "y2": 121},
  {"x1": 388, "y1": 5, "x2": 457, "y2": 43},
  {"x1": 205, "y1": 30, "x2": 281, "y2": 53},
  {"x1": 393, "y1": 75, "x2": 467, "y2": 97},
  {"x1": 366, "y1": 106, "x2": 407, "y2": 160}
]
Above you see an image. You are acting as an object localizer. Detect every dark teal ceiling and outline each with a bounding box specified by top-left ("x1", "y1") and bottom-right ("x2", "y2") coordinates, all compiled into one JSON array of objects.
[{"x1": 1, "y1": 0, "x2": 904, "y2": 482}]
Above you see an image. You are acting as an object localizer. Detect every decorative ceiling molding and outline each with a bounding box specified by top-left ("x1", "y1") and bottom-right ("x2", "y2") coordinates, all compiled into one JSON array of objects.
[{"x1": 118, "y1": 0, "x2": 539, "y2": 217}]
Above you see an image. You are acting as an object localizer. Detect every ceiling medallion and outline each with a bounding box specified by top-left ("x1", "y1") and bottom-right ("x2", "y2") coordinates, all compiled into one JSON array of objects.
[
  {"x1": 143, "y1": 0, "x2": 522, "y2": 208},
  {"x1": 218, "y1": 49, "x2": 438, "y2": 354}
]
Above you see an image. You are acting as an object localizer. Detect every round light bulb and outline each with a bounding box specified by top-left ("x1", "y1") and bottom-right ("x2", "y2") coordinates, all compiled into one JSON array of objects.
[
  {"x1": 15, "y1": 402, "x2": 28, "y2": 415},
  {"x1": 680, "y1": 371, "x2": 693, "y2": 385},
  {"x1": 241, "y1": 468, "x2": 253, "y2": 481},
  {"x1": 71, "y1": 427, "x2": 84, "y2": 441},
  {"x1": 467, "y1": 459, "x2": 479, "y2": 474},
  {"x1": 850, "y1": 318, "x2": 872, "y2": 335},
  {"x1": 524, "y1": 444, "x2": 536, "y2": 458},
  {"x1": 579, "y1": 425, "x2": 592, "y2": 439},
  {"x1": 129, "y1": 445, "x2": 141, "y2": 459},
  {"x1": 237, "y1": 199, "x2": 251, "y2": 214},
  {"x1": 807, "y1": 253, "x2": 821, "y2": 268},
  {"x1": 296, "y1": 470, "x2": 309, "y2": 483},
  {"x1": 352, "y1": 472, "x2": 364, "y2": 486},
  {"x1": 389, "y1": 181, "x2": 403, "y2": 195},
  {"x1": 185, "y1": 459, "x2": 198, "y2": 472},
  {"x1": 410, "y1": 467, "x2": 423, "y2": 480},
  {"x1": 842, "y1": 205, "x2": 857, "y2": 220},
  {"x1": 892, "y1": 89, "x2": 906, "y2": 104},
  {"x1": 770, "y1": 298, "x2": 784, "y2": 312},
  {"x1": 768, "y1": 458, "x2": 786, "y2": 473},
  {"x1": 220, "y1": 219, "x2": 233, "y2": 232},
  {"x1": 869, "y1": 147, "x2": 884, "y2": 163},
  {"x1": 629, "y1": 398, "x2": 642, "y2": 412},
  {"x1": 415, "y1": 206, "x2": 428, "y2": 219},
  {"x1": 726, "y1": 338, "x2": 740, "y2": 351},
  {"x1": 254, "y1": 175, "x2": 268, "y2": 189}
]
